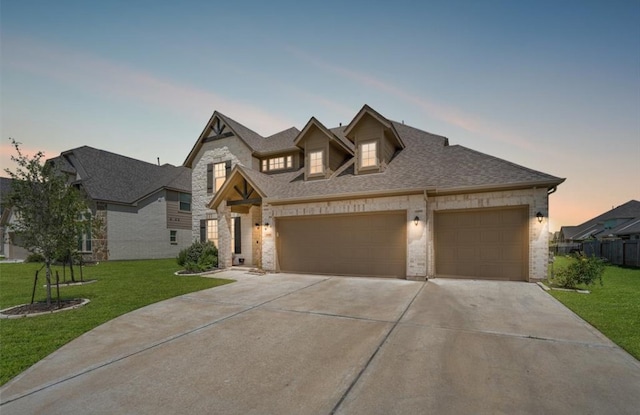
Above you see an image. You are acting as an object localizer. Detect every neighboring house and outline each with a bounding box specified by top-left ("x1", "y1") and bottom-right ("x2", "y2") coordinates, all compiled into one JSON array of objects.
[
  {"x1": 185, "y1": 105, "x2": 564, "y2": 282},
  {"x1": 1, "y1": 177, "x2": 31, "y2": 259},
  {"x1": 559, "y1": 200, "x2": 640, "y2": 242},
  {"x1": 42, "y1": 146, "x2": 193, "y2": 261}
]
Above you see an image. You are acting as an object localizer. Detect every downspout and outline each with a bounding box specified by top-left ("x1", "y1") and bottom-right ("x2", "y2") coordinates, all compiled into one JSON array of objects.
[{"x1": 547, "y1": 186, "x2": 557, "y2": 195}]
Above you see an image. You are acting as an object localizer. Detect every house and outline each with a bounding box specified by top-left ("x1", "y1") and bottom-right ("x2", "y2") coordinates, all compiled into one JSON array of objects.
[
  {"x1": 559, "y1": 200, "x2": 640, "y2": 242},
  {"x1": 184, "y1": 105, "x2": 564, "y2": 281},
  {"x1": 1, "y1": 177, "x2": 31, "y2": 259},
  {"x1": 42, "y1": 146, "x2": 193, "y2": 261}
]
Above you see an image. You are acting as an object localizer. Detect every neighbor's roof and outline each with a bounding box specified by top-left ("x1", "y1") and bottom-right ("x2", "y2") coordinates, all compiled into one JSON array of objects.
[
  {"x1": 50, "y1": 146, "x2": 191, "y2": 205},
  {"x1": 561, "y1": 200, "x2": 640, "y2": 240},
  {"x1": 612, "y1": 217, "x2": 640, "y2": 236},
  {"x1": 208, "y1": 106, "x2": 565, "y2": 209}
]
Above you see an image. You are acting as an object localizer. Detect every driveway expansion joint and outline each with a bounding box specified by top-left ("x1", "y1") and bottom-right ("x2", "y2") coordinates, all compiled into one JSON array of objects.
[{"x1": 329, "y1": 281, "x2": 427, "y2": 415}]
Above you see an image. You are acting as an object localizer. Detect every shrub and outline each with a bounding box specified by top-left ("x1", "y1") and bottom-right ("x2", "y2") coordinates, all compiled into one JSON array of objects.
[
  {"x1": 177, "y1": 241, "x2": 218, "y2": 273},
  {"x1": 553, "y1": 253, "x2": 605, "y2": 289},
  {"x1": 25, "y1": 252, "x2": 45, "y2": 263}
]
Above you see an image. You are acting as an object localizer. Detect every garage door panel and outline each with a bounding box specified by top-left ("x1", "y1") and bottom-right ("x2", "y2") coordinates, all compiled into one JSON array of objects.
[
  {"x1": 435, "y1": 207, "x2": 528, "y2": 281},
  {"x1": 277, "y1": 212, "x2": 406, "y2": 278}
]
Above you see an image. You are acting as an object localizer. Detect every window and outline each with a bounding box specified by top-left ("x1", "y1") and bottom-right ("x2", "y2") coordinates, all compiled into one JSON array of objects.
[
  {"x1": 207, "y1": 219, "x2": 218, "y2": 247},
  {"x1": 309, "y1": 150, "x2": 324, "y2": 175},
  {"x1": 360, "y1": 141, "x2": 377, "y2": 168},
  {"x1": 77, "y1": 212, "x2": 92, "y2": 252},
  {"x1": 262, "y1": 155, "x2": 293, "y2": 172},
  {"x1": 170, "y1": 230, "x2": 177, "y2": 245},
  {"x1": 269, "y1": 157, "x2": 285, "y2": 170},
  {"x1": 214, "y1": 162, "x2": 227, "y2": 191},
  {"x1": 179, "y1": 193, "x2": 191, "y2": 211}
]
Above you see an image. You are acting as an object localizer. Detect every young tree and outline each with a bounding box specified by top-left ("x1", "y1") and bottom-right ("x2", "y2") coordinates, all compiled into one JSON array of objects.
[{"x1": 4, "y1": 139, "x2": 88, "y2": 306}]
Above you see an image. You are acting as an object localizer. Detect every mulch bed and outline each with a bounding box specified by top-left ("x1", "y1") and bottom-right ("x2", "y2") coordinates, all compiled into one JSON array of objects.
[{"x1": 2, "y1": 299, "x2": 85, "y2": 316}]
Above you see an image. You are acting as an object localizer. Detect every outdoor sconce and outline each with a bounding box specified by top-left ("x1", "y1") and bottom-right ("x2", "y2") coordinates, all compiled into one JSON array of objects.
[
  {"x1": 414, "y1": 216, "x2": 420, "y2": 226},
  {"x1": 264, "y1": 222, "x2": 270, "y2": 230},
  {"x1": 536, "y1": 211, "x2": 544, "y2": 223},
  {"x1": 255, "y1": 223, "x2": 260, "y2": 229}
]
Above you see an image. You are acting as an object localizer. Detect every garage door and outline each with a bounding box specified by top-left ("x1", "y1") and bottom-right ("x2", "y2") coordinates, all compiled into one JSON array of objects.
[
  {"x1": 276, "y1": 212, "x2": 406, "y2": 278},
  {"x1": 435, "y1": 207, "x2": 528, "y2": 281}
]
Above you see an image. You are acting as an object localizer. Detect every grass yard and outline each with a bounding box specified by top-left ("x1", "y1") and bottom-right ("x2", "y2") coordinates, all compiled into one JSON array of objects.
[
  {"x1": 0, "y1": 259, "x2": 233, "y2": 385},
  {"x1": 548, "y1": 256, "x2": 640, "y2": 360}
]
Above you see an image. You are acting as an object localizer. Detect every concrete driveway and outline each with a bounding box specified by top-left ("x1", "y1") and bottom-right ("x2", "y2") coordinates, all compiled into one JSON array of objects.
[{"x1": 1, "y1": 271, "x2": 639, "y2": 414}]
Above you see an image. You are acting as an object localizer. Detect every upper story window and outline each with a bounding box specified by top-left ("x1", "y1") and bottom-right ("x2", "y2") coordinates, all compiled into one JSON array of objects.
[
  {"x1": 214, "y1": 162, "x2": 227, "y2": 191},
  {"x1": 207, "y1": 161, "x2": 231, "y2": 193},
  {"x1": 309, "y1": 150, "x2": 324, "y2": 175},
  {"x1": 359, "y1": 141, "x2": 378, "y2": 168},
  {"x1": 179, "y1": 192, "x2": 191, "y2": 211},
  {"x1": 261, "y1": 155, "x2": 294, "y2": 172}
]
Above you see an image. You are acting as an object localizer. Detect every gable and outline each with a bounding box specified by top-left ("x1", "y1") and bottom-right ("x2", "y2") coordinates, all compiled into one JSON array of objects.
[
  {"x1": 184, "y1": 111, "x2": 264, "y2": 168},
  {"x1": 208, "y1": 166, "x2": 266, "y2": 213}
]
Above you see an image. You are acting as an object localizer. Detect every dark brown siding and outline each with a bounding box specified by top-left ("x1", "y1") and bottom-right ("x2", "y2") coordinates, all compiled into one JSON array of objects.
[{"x1": 166, "y1": 191, "x2": 191, "y2": 230}]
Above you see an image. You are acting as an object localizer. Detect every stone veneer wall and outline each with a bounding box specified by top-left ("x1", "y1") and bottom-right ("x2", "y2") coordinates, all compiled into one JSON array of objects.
[
  {"x1": 262, "y1": 188, "x2": 549, "y2": 281},
  {"x1": 190, "y1": 137, "x2": 253, "y2": 243},
  {"x1": 428, "y1": 187, "x2": 550, "y2": 281}
]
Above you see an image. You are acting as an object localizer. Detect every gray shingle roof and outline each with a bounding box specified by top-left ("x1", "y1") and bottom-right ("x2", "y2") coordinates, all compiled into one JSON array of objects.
[
  {"x1": 211, "y1": 114, "x2": 563, "y2": 209},
  {"x1": 612, "y1": 217, "x2": 640, "y2": 236},
  {"x1": 562, "y1": 200, "x2": 640, "y2": 240},
  {"x1": 50, "y1": 146, "x2": 190, "y2": 205},
  {"x1": 255, "y1": 122, "x2": 562, "y2": 202}
]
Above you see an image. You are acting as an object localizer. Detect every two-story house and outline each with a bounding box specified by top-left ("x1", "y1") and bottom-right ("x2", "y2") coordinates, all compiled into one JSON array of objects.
[
  {"x1": 49, "y1": 146, "x2": 193, "y2": 261},
  {"x1": 185, "y1": 105, "x2": 564, "y2": 281}
]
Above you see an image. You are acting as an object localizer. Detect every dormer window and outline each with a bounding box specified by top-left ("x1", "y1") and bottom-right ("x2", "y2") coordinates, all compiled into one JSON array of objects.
[
  {"x1": 309, "y1": 150, "x2": 324, "y2": 175},
  {"x1": 261, "y1": 155, "x2": 294, "y2": 172},
  {"x1": 360, "y1": 141, "x2": 378, "y2": 168}
]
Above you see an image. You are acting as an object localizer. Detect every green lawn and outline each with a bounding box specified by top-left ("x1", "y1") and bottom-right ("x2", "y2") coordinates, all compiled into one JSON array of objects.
[
  {"x1": 548, "y1": 256, "x2": 640, "y2": 360},
  {"x1": 0, "y1": 259, "x2": 233, "y2": 385}
]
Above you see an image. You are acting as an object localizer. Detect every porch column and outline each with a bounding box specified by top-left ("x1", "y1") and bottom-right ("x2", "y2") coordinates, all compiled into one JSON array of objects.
[{"x1": 217, "y1": 200, "x2": 233, "y2": 269}]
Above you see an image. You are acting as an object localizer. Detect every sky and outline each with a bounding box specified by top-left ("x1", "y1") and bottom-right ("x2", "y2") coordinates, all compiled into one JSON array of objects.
[{"x1": 1, "y1": 0, "x2": 638, "y2": 232}]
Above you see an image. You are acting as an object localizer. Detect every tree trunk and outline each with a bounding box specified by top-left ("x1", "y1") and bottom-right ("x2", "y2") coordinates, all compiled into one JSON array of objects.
[{"x1": 45, "y1": 261, "x2": 52, "y2": 306}]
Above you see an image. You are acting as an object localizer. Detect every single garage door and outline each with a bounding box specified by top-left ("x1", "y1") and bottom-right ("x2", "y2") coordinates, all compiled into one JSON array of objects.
[
  {"x1": 277, "y1": 212, "x2": 406, "y2": 278},
  {"x1": 435, "y1": 207, "x2": 528, "y2": 281}
]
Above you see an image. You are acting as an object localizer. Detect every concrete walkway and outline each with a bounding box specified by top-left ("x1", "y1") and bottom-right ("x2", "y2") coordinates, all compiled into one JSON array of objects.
[{"x1": 1, "y1": 271, "x2": 639, "y2": 414}]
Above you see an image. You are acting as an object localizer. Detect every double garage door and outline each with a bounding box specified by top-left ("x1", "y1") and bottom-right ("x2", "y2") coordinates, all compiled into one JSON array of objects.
[
  {"x1": 276, "y1": 212, "x2": 406, "y2": 278},
  {"x1": 434, "y1": 206, "x2": 529, "y2": 281}
]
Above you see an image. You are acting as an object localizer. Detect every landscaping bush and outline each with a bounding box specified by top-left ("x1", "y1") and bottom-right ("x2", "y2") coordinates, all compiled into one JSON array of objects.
[
  {"x1": 24, "y1": 252, "x2": 45, "y2": 263},
  {"x1": 553, "y1": 253, "x2": 605, "y2": 289},
  {"x1": 177, "y1": 241, "x2": 218, "y2": 273}
]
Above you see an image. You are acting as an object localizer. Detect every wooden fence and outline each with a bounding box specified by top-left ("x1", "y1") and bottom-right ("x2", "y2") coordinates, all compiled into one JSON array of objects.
[{"x1": 581, "y1": 239, "x2": 640, "y2": 267}]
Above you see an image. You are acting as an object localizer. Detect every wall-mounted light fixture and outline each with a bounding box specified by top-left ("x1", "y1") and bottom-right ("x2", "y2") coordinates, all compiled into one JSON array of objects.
[
  {"x1": 255, "y1": 223, "x2": 260, "y2": 229},
  {"x1": 264, "y1": 222, "x2": 270, "y2": 230},
  {"x1": 414, "y1": 216, "x2": 420, "y2": 226},
  {"x1": 536, "y1": 211, "x2": 544, "y2": 223}
]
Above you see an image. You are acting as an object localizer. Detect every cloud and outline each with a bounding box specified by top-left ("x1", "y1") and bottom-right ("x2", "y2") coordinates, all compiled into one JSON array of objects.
[
  {"x1": 2, "y1": 37, "x2": 294, "y2": 136},
  {"x1": 288, "y1": 47, "x2": 539, "y2": 152}
]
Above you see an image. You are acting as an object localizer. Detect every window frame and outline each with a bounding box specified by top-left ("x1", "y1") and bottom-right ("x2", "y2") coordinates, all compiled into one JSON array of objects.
[
  {"x1": 214, "y1": 162, "x2": 227, "y2": 192},
  {"x1": 170, "y1": 230, "x2": 177, "y2": 245},
  {"x1": 359, "y1": 140, "x2": 378, "y2": 169},
  {"x1": 179, "y1": 192, "x2": 191, "y2": 212},
  {"x1": 262, "y1": 154, "x2": 294, "y2": 172},
  {"x1": 308, "y1": 149, "x2": 324, "y2": 176},
  {"x1": 207, "y1": 219, "x2": 218, "y2": 248}
]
